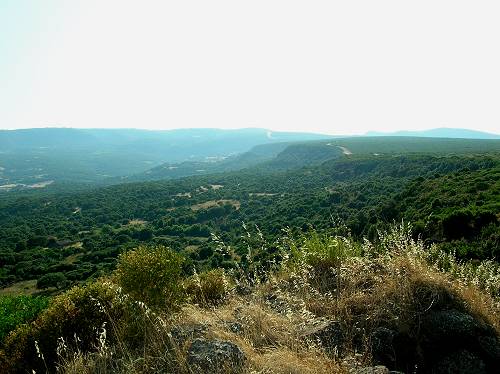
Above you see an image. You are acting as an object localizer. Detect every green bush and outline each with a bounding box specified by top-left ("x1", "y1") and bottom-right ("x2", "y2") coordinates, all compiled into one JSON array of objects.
[
  {"x1": 284, "y1": 230, "x2": 361, "y2": 290},
  {"x1": 185, "y1": 269, "x2": 230, "y2": 306},
  {"x1": 36, "y1": 272, "x2": 67, "y2": 289},
  {"x1": 301, "y1": 231, "x2": 360, "y2": 270},
  {"x1": 0, "y1": 295, "x2": 49, "y2": 343},
  {"x1": 0, "y1": 280, "x2": 129, "y2": 373},
  {"x1": 114, "y1": 245, "x2": 185, "y2": 309}
]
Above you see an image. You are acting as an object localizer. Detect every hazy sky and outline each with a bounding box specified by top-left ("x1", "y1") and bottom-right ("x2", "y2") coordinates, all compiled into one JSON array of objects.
[{"x1": 1, "y1": 1, "x2": 499, "y2": 135}]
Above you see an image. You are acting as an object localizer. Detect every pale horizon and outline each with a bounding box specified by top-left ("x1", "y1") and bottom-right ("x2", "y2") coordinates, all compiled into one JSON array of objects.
[
  {"x1": 1, "y1": 125, "x2": 500, "y2": 137},
  {"x1": 2, "y1": 1, "x2": 500, "y2": 135}
]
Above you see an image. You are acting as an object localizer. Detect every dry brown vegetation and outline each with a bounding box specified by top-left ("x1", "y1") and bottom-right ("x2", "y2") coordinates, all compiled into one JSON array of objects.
[
  {"x1": 1, "y1": 223, "x2": 499, "y2": 373},
  {"x1": 190, "y1": 199, "x2": 241, "y2": 211}
]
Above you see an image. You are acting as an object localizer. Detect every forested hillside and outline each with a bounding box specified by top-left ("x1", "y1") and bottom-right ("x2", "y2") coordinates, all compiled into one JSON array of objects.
[
  {"x1": 1, "y1": 150, "x2": 498, "y2": 290},
  {"x1": 1, "y1": 136, "x2": 500, "y2": 373},
  {"x1": 130, "y1": 136, "x2": 500, "y2": 181}
]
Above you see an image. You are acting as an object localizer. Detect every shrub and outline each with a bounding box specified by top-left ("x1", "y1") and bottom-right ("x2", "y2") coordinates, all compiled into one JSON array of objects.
[
  {"x1": 283, "y1": 230, "x2": 361, "y2": 290},
  {"x1": 0, "y1": 295, "x2": 49, "y2": 343},
  {"x1": 302, "y1": 231, "x2": 360, "y2": 268},
  {"x1": 0, "y1": 280, "x2": 128, "y2": 373},
  {"x1": 36, "y1": 272, "x2": 68, "y2": 289},
  {"x1": 114, "y1": 245, "x2": 185, "y2": 309},
  {"x1": 185, "y1": 269, "x2": 230, "y2": 306}
]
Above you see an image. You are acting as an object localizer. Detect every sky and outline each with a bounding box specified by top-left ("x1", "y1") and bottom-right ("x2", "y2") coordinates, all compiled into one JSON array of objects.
[{"x1": 1, "y1": 1, "x2": 499, "y2": 135}]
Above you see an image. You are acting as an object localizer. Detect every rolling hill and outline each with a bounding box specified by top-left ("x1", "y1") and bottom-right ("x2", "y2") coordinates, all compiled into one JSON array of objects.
[{"x1": 131, "y1": 136, "x2": 500, "y2": 181}]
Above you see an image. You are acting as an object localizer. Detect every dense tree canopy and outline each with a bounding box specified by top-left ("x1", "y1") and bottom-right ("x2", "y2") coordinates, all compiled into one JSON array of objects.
[{"x1": 0, "y1": 153, "x2": 499, "y2": 289}]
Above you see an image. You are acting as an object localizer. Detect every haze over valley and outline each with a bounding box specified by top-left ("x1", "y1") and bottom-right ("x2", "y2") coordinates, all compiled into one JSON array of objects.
[{"x1": 1, "y1": 126, "x2": 499, "y2": 192}]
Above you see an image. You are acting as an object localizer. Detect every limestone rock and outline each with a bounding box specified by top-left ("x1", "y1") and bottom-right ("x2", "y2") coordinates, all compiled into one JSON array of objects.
[{"x1": 187, "y1": 338, "x2": 246, "y2": 373}]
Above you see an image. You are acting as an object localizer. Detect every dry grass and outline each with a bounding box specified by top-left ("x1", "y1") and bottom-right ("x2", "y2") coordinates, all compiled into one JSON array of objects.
[
  {"x1": 249, "y1": 193, "x2": 277, "y2": 197},
  {"x1": 55, "y1": 224, "x2": 499, "y2": 372},
  {"x1": 251, "y1": 349, "x2": 341, "y2": 374},
  {"x1": 190, "y1": 199, "x2": 241, "y2": 211},
  {"x1": 127, "y1": 219, "x2": 148, "y2": 226},
  {"x1": 53, "y1": 295, "x2": 346, "y2": 374},
  {"x1": 0, "y1": 280, "x2": 39, "y2": 296},
  {"x1": 5, "y1": 223, "x2": 499, "y2": 374}
]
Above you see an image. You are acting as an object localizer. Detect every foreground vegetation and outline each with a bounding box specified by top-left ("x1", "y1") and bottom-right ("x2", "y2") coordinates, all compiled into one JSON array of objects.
[{"x1": 1, "y1": 224, "x2": 499, "y2": 373}]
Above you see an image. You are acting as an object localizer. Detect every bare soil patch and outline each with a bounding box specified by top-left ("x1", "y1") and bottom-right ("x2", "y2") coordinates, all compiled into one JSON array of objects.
[{"x1": 191, "y1": 199, "x2": 240, "y2": 211}]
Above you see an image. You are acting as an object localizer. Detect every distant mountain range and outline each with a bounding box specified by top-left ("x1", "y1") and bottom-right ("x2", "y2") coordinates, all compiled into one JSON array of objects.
[
  {"x1": 365, "y1": 127, "x2": 500, "y2": 139},
  {"x1": 0, "y1": 128, "x2": 329, "y2": 156},
  {"x1": 0, "y1": 128, "x2": 329, "y2": 187},
  {"x1": 1, "y1": 127, "x2": 500, "y2": 191}
]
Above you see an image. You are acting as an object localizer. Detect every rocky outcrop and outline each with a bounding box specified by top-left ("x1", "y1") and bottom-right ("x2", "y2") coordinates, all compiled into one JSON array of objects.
[
  {"x1": 169, "y1": 323, "x2": 208, "y2": 346},
  {"x1": 419, "y1": 309, "x2": 499, "y2": 373},
  {"x1": 433, "y1": 349, "x2": 487, "y2": 374},
  {"x1": 352, "y1": 365, "x2": 390, "y2": 374},
  {"x1": 369, "y1": 309, "x2": 500, "y2": 373},
  {"x1": 371, "y1": 327, "x2": 417, "y2": 372},
  {"x1": 300, "y1": 320, "x2": 346, "y2": 353},
  {"x1": 187, "y1": 338, "x2": 246, "y2": 373}
]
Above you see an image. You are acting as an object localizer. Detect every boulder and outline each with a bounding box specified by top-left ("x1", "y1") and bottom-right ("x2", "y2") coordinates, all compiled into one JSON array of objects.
[
  {"x1": 225, "y1": 321, "x2": 244, "y2": 334},
  {"x1": 419, "y1": 309, "x2": 499, "y2": 373},
  {"x1": 371, "y1": 327, "x2": 396, "y2": 366},
  {"x1": 352, "y1": 365, "x2": 389, "y2": 374},
  {"x1": 187, "y1": 338, "x2": 246, "y2": 373},
  {"x1": 433, "y1": 349, "x2": 487, "y2": 374},
  {"x1": 169, "y1": 323, "x2": 207, "y2": 346},
  {"x1": 421, "y1": 309, "x2": 493, "y2": 345},
  {"x1": 371, "y1": 327, "x2": 418, "y2": 372},
  {"x1": 478, "y1": 335, "x2": 500, "y2": 362},
  {"x1": 300, "y1": 320, "x2": 345, "y2": 353}
]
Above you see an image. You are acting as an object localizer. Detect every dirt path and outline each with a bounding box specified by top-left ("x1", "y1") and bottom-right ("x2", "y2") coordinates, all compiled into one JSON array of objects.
[{"x1": 337, "y1": 146, "x2": 352, "y2": 155}]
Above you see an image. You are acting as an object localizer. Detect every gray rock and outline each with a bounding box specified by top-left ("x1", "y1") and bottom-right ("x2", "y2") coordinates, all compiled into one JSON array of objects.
[
  {"x1": 434, "y1": 349, "x2": 487, "y2": 374},
  {"x1": 421, "y1": 309, "x2": 492, "y2": 344},
  {"x1": 371, "y1": 327, "x2": 396, "y2": 366},
  {"x1": 187, "y1": 338, "x2": 246, "y2": 373},
  {"x1": 478, "y1": 335, "x2": 500, "y2": 362},
  {"x1": 300, "y1": 320, "x2": 345, "y2": 352},
  {"x1": 353, "y1": 365, "x2": 389, "y2": 374},
  {"x1": 420, "y1": 309, "x2": 499, "y2": 372},
  {"x1": 226, "y1": 321, "x2": 244, "y2": 334},
  {"x1": 169, "y1": 323, "x2": 208, "y2": 346},
  {"x1": 370, "y1": 327, "x2": 418, "y2": 372}
]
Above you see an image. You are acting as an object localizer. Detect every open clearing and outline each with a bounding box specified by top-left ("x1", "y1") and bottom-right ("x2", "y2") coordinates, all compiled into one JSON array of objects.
[
  {"x1": 29, "y1": 180, "x2": 54, "y2": 188},
  {"x1": 249, "y1": 192, "x2": 276, "y2": 197},
  {"x1": 63, "y1": 252, "x2": 84, "y2": 265},
  {"x1": 337, "y1": 146, "x2": 352, "y2": 155},
  {"x1": 326, "y1": 143, "x2": 353, "y2": 155},
  {"x1": 190, "y1": 199, "x2": 240, "y2": 211},
  {"x1": 0, "y1": 280, "x2": 38, "y2": 296},
  {"x1": 127, "y1": 219, "x2": 148, "y2": 226},
  {"x1": 0, "y1": 180, "x2": 54, "y2": 191}
]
